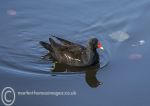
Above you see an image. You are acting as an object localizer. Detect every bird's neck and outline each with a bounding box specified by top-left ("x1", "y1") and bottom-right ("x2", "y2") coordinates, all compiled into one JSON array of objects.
[{"x1": 87, "y1": 45, "x2": 97, "y2": 52}]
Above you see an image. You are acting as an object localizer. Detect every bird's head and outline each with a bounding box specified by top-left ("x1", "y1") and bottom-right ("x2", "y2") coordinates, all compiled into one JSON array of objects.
[{"x1": 89, "y1": 38, "x2": 104, "y2": 50}]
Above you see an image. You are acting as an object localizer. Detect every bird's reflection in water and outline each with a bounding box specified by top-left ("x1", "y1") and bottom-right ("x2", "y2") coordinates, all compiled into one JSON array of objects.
[
  {"x1": 50, "y1": 62, "x2": 102, "y2": 88},
  {"x1": 42, "y1": 43, "x2": 110, "y2": 88}
]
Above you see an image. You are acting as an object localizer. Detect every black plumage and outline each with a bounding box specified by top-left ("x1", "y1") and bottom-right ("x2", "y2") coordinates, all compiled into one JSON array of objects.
[{"x1": 40, "y1": 36, "x2": 103, "y2": 67}]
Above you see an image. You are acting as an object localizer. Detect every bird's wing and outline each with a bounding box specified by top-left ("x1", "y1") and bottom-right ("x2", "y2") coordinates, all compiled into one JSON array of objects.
[
  {"x1": 49, "y1": 37, "x2": 88, "y2": 65},
  {"x1": 49, "y1": 37, "x2": 86, "y2": 54},
  {"x1": 51, "y1": 35, "x2": 84, "y2": 47},
  {"x1": 49, "y1": 37, "x2": 67, "y2": 51},
  {"x1": 60, "y1": 45, "x2": 88, "y2": 64},
  {"x1": 49, "y1": 37, "x2": 85, "y2": 51}
]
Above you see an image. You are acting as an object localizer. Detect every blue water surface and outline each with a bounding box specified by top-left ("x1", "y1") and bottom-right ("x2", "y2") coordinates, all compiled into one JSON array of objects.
[{"x1": 0, "y1": 0, "x2": 150, "y2": 106}]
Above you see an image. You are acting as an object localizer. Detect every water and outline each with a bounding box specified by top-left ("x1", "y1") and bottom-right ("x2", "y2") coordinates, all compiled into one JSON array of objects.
[{"x1": 0, "y1": 0, "x2": 150, "y2": 106}]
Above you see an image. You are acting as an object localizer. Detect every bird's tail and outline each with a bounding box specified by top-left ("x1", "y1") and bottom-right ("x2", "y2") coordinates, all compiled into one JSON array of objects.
[{"x1": 40, "y1": 41, "x2": 52, "y2": 51}]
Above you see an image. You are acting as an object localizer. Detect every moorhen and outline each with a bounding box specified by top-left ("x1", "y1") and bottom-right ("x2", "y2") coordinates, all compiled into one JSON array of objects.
[{"x1": 40, "y1": 36, "x2": 104, "y2": 67}]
